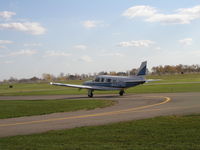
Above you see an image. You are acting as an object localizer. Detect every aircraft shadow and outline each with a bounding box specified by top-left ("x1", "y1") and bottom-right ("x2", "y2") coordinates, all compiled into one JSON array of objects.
[{"x1": 61, "y1": 95, "x2": 120, "y2": 100}]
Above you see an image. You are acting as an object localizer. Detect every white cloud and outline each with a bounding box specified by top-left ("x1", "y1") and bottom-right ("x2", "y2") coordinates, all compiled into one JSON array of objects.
[
  {"x1": 0, "y1": 60, "x2": 13, "y2": 64},
  {"x1": 123, "y1": 5, "x2": 200, "y2": 24},
  {"x1": 0, "y1": 45, "x2": 7, "y2": 49},
  {"x1": 156, "y1": 47, "x2": 161, "y2": 50},
  {"x1": 10, "y1": 49, "x2": 37, "y2": 56},
  {"x1": 74, "y1": 44, "x2": 87, "y2": 50},
  {"x1": 0, "y1": 40, "x2": 13, "y2": 49},
  {"x1": 82, "y1": 20, "x2": 107, "y2": 28},
  {"x1": 179, "y1": 38, "x2": 193, "y2": 46},
  {"x1": 24, "y1": 43, "x2": 42, "y2": 47},
  {"x1": 0, "y1": 11, "x2": 16, "y2": 19},
  {"x1": 118, "y1": 40, "x2": 155, "y2": 47},
  {"x1": 79, "y1": 55, "x2": 93, "y2": 62},
  {"x1": 100, "y1": 52, "x2": 124, "y2": 57},
  {"x1": 45, "y1": 51, "x2": 71, "y2": 57},
  {"x1": 112, "y1": 32, "x2": 121, "y2": 36},
  {"x1": 3, "y1": 60, "x2": 13, "y2": 64},
  {"x1": 122, "y1": 5, "x2": 157, "y2": 18},
  {"x1": 0, "y1": 40, "x2": 13, "y2": 44},
  {"x1": 82, "y1": 20, "x2": 98, "y2": 28},
  {"x1": 0, "y1": 22, "x2": 46, "y2": 35}
]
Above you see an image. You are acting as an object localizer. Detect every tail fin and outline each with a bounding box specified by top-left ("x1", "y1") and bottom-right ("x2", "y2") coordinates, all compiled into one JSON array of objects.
[{"x1": 136, "y1": 61, "x2": 147, "y2": 76}]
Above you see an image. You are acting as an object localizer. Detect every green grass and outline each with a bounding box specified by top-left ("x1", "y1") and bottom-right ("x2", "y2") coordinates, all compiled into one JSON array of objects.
[
  {"x1": 0, "y1": 99, "x2": 114, "y2": 119},
  {"x1": 127, "y1": 83, "x2": 200, "y2": 93},
  {"x1": 1, "y1": 73, "x2": 200, "y2": 96},
  {"x1": 147, "y1": 73, "x2": 200, "y2": 83},
  {"x1": 1, "y1": 115, "x2": 200, "y2": 150},
  {"x1": 0, "y1": 82, "x2": 89, "y2": 96}
]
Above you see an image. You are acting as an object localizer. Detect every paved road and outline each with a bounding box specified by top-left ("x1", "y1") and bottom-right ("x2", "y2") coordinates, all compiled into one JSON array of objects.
[{"x1": 0, "y1": 93, "x2": 200, "y2": 137}]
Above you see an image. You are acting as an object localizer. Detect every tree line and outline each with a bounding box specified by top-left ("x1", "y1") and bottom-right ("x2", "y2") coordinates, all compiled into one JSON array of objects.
[
  {"x1": 2, "y1": 64, "x2": 200, "y2": 83},
  {"x1": 151, "y1": 64, "x2": 200, "y2": 75}
]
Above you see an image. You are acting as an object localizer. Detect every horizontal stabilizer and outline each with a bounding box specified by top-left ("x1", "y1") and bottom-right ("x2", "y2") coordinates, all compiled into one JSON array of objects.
[{"x1": 145, "y1": 79, "x2": 162, "y2": 83}]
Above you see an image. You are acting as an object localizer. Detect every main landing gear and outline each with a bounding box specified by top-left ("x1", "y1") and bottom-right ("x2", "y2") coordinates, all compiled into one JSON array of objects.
[
  {"x1": 88, "y1": 89, "x2": 94, "y2": 97},
  {"x1": 88, "y1": 89, "x2": 124, "y2": 97},
  {"x1": 119, "y1": 90, "x2": 125, "y2": 96}
]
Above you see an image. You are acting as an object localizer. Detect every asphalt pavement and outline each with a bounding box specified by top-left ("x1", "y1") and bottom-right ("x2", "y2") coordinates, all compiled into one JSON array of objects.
[{"x1": 0, "y1": 92, "x2": 200, "y2": 137}]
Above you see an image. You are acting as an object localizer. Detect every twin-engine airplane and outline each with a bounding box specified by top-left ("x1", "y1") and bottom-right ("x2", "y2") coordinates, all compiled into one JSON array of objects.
[{"x1": 50, "y1": 61, "x2": 153, "y2": 97}]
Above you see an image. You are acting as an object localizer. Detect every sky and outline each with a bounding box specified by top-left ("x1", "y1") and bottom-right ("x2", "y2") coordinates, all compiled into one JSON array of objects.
[{"x1": 1, "y1": 0, "x2": 200, "y2": 80}]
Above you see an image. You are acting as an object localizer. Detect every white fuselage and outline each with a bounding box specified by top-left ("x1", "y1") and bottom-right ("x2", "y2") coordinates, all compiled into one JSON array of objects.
[{"x1": 83, "y1": 75, "x2": 146, "y2": 90}]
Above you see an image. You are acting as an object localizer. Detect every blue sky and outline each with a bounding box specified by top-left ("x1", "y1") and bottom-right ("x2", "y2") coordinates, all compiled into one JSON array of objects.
[{"x1": 1, "y1": 0, "x2": 200, "y2": 80}]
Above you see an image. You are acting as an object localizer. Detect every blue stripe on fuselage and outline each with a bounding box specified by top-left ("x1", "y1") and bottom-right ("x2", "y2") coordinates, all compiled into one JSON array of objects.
[
  {"x1": 84, "y1": 81, "x2": 145, "y2": 88},
  {"x1": 125, "y1": 81, "x2": 145, "y2": 88},
  {"x1": 84, "y1": 82, "x2": 112, "y2": 87}
]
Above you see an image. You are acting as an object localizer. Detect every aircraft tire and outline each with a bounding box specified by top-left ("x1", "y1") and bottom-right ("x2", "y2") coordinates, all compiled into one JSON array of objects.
[
  {"x1": 119, "y1": 90, "x2": 124, "y2": 96},
  {"x1": 88, "y1": 93, "x2": 93, "y2": 98},
  {"x1": 88, "y1": 90, "x2": 93, "y2": 98}
]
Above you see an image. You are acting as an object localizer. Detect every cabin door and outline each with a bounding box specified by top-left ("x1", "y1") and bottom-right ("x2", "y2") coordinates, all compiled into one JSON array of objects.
[{"x1": 112, "y1": 79, "x2": 118, "y2": 87}]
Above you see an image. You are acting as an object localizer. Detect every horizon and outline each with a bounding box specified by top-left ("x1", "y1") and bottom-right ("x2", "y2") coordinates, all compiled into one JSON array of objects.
[
  {"x1": 2, "y1": 62, "x2": 200, "y2": 81},
  {"x1": 1, "y1": 0, "x2": 200, "y2": 80}
]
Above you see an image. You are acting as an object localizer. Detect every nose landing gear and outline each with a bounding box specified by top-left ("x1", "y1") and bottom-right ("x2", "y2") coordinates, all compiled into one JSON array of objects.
[{"x1": 88, "y1": 89, "x2": 94, "y2": 97}]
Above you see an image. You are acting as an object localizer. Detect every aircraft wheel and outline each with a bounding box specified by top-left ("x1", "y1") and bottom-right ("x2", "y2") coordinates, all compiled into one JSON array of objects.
[
  {"x1": 88, "y1": 90, "x2": 93, "y2": 98},
  {"x1": 88, "y1": 93, "x2": 93, "y2": 97},
  {"x1": 119, "y1": 90, "x2": 124, "y2": 96}
]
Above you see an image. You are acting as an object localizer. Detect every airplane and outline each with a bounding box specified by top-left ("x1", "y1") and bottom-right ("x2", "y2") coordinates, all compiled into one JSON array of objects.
[{"x1": 50, "y1": 61, "x2": 154, "y2": 97}]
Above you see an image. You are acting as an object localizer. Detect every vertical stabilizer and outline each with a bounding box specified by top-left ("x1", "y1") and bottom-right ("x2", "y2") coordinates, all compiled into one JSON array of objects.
[{"x1": 136, "y1": 61, "x2": 147, "y2": 76}]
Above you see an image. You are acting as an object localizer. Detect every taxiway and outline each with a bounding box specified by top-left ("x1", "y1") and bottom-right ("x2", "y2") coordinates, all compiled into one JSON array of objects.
[{"x1": 0, "y1": 92, "x2": 200, "y2": 137}]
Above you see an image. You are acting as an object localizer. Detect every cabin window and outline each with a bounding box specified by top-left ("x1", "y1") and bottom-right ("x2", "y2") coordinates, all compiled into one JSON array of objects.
[
  {"x1": 95, "y1": 78, "x2": 100, "y2": 82},
  {"x1": 106, "y1": 78, "x2": 111, "y2": 82},
  {"x1": 101, "y1": 78, "x2": 104, "y2": 82}
]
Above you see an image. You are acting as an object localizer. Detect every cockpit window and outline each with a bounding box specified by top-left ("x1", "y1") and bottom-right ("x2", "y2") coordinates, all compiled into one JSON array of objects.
[
  {"x1": 106, "y1": 78, "x2": 111, "y2": 82},
  {"x1": 101, "y1": 78, "x2": 104, "y2": 82},
  {"x1": 95, "y1": 78, "x2": 100, "y2": 82}
]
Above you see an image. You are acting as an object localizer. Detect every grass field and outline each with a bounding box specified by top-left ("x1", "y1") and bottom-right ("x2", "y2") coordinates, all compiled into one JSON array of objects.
[
  {"x1": 1, "y1": 74, "x2": 200, "y2": 96},
  {"x1": 0, "y1": 99, "x2": 114, "y2": 119},
  {"x1": 127, "y1": 83, "x2": 200, "y2": 93},
  {"x1": 0, "y1": 74, "x2": 200, "y2": 149},
  {"x1": 148, "y1": 73, "x2": 200, "y2": 83},
  {"x1": 0, "y1": 115, "x2": 200, "y2": 150}
]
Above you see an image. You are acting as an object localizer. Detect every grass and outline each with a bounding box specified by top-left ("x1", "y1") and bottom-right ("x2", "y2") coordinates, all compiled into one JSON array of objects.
[
  {"x1": 0, "y1": 115, "x2": 200, "y2": 150},
  {"x1": 147, "y1": 73, "x2": 200, "y2": 83},
  {"x1": 0, "y1": 99, "x2": 114, "y2": 119},
  {"x1": 1, "y1": 73, "x2": 200, "y2": 96},
  {"x1": 127, "y1": 83, "x2": 200, "y2": 93},
  {"x1": 0, "y1": 74, "x2": 200, "y2": 149},
  {"x1": 0, "y1": 82, "x2": 89, "y2": 96}
]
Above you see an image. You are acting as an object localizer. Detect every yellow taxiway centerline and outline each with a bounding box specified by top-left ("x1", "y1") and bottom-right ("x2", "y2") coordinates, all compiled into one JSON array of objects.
[{"x1": 0, "y1": 96, "x2": 171, "y2": 127}]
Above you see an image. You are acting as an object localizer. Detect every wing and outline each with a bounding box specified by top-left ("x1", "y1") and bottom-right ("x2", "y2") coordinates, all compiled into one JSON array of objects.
[
  {"x1": 50, "y1": 82, "x2": 121, "y2": 91},
  {"x1": 50, "y1": 82, "x2": 93, "y2": 89}
]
